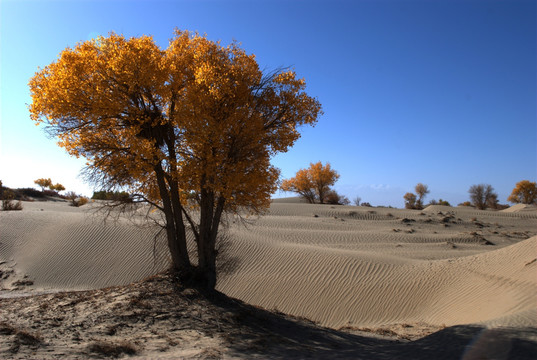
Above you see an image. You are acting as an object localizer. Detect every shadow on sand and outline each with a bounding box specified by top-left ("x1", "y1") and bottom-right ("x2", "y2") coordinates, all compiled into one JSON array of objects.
[{"x1": 194, "y1": 284, "x2": 537, "y2": 360}]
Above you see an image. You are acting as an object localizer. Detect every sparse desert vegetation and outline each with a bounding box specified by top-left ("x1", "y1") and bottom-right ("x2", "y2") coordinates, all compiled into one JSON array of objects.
[
  {"x1": 65, "y1": 191, "x2": 89, "y2": 207},
  {"x1": 2, "y1": 4, "x2": 535, "y2": 358},
  {"x1": 404, "y1": 183, "x2": 430, "y2": 210},
  {"x1": 1, "y1": 199, "x2": 537, "y2": 359}
]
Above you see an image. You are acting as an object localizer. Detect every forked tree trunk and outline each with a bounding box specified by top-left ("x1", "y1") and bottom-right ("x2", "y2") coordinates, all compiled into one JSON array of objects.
[
  {"x1": 154, "y1": 163, "x2": 192, "y2": 274},
  {"x1": 155, "y1": 163, "x2": 226, "y2": 290}
]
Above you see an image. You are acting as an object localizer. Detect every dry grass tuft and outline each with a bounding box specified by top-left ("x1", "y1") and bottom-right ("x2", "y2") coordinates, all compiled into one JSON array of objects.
[
  {"x1": 2, "y1": 199, "x2": 22, "y2": 211},
  {"x1": 0, "y1": 322, "x2": 17, "y2": 335},
  {"x1": 1, "y1": 322, "x2": 43, "y2": 354},
  {"x1": 15, "y1": 329, "x2": 43, "y2": 346},
  {"x1": 87, "y1": 340, "x2": 138, "y2": 357}
]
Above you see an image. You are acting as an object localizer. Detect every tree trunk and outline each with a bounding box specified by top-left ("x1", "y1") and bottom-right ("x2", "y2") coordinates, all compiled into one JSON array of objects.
[
  {"x1": 197, "y1": 228, "x2": 217, "y2": 290},
  {"x1": 154, "y1": 163, "x2": 191, "y2": 273},
  {"x1": 196, "y1": 188, "x2": 225, "y2": 290}
]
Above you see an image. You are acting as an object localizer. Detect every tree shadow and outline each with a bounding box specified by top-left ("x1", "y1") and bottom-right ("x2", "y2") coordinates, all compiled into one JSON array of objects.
[
  {"x1": 399, "y1": 325, "x2": 537, "y2": 360},
  {"x1": 187, "y1": 284, "x2": 537, "y2": 359}
]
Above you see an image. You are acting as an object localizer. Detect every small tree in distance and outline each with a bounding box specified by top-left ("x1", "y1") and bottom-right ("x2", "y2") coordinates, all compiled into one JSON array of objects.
[
  {"x1": 468, "y1": 184, "x2": 497, "y2": 210},
  {"x1": 281, "y1": 162, "x2": 340, "y2": 204},
  {"x1": 280, "y1": 168, "x2": 317, "y2": 204},
  {"x1": 403, "y1": 192, "x2": 417, "y2": 209},
  {"x1": 34, "y1": 178, "x2": 52, "y2": 192},
  {"x1": 403, "y1": 183, "x2": 429, "y2": 210},
  {"x1": 50, "y1": 183, "x2": 65, "y2": 193},
  {"x1": 353, "y1": 196, "x2": 361, "y2": 206},
  {"x1": 429, "y1": 199, "x2": 451, "y2": 206},
  {"x1": 415, "y1": 183, "x2": 429, "y2": 209},
  {"x1": 310, "y1": 162, "x2": 340, "y2": 204},
  {"x1": 507, "y1": 180, "x2": 537, "y2": 205}
]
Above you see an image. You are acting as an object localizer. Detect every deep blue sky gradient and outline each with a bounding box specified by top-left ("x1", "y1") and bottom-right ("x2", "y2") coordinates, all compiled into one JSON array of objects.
[{"x1": 1, "y1": 0, "x2": 535, "y2": 207}]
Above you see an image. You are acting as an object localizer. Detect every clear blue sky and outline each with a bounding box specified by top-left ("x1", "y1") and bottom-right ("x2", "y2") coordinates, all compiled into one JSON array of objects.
[{"x1": 1, "y1": 0, "x2": 535, "y2": 207}]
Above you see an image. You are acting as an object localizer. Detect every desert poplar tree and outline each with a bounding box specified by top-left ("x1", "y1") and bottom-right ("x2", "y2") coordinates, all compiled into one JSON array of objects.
[
  {"x1": 34, "y1": 178, "x2": 52, "y2": 192},
  {"x1": 415, "y1": 183, "x2": 429, "y2": 209},
  {"x1": 468, "y1": 184, "x2": 497, "y2": 210},
  {"x1": 29, "y1": 30, "x2": 322, "y2": 289},
  {"x1": 281, "y1": 162, "x2": 339, "y2": 204},
  {"x1": 403, "y1": 192, "x2": 417, "y2": 209},
  {"x1": 507, "y1": 180, "x2": 537, "y2": 205}
]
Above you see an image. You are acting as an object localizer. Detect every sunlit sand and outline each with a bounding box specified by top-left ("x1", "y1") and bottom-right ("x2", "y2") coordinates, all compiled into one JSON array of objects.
[{"x1": 1, "y1": 198, "x2": 536, "y2": 358}]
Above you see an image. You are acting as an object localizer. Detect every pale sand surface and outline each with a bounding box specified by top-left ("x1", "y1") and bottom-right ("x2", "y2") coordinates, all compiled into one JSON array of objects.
[{"x1": 1, "y1": 199, "x2": 536, "y2": 358}]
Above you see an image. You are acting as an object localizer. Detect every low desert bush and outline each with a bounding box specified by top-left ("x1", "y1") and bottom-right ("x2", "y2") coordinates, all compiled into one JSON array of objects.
[
  {"x1": 325, "y1": 190, "x2": 350, "y2": 205},
  {"x1": 429, "y1": 199, "x2": 451, "y2": 207},
  {"x1": 87, "y1": 340, "x2": 137, "y2": 357},
  {"x1": 0, "y1": 322, "x2": 17, "y2": 335},
  {"x1": 15, "y1": 329, "x2": 43, "y2": 346},
  {"x1": 19, "y1": 187, "x2": 45, "y2": 199},
  {"x1": 72, "y1": 196, "x2": 89, "y2": 207},
  {"x1": 43, "y1": 189, "x2": 61, "y2": 197},
  {"x1": 2, "y1": 189, "x2": 22, "y2": 211},
  {"x1": 92, "y1": 190, "x2": 132, "y2": 202},
  {"x1": 0, "y1": 322, "x2": 42, "y2": 348},
  {"x1": 66, "y1": 191, "x2": 89, "y2": 207}
]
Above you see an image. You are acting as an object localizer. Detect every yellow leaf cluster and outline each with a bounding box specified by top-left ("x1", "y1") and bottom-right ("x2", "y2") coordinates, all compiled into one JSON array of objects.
[
  {"x1": 29, "y1": 30, "x2": 322, "y2": 214},
  {"x1": 507, "y1": 180, "x2": 537, "y2": 205},
  {"x1": 281, "y1": 162, "x2": 339, "y2": 204}
]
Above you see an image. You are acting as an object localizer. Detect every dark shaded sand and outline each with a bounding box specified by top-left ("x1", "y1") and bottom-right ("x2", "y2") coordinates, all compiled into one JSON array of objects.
[{"x1": 1, "y1": 272, "x2": 536, "y2": 359}]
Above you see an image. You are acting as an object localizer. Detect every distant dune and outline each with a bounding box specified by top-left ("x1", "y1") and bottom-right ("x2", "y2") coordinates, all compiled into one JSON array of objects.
[
  {"x1": 1, "y1": 199, "x2": 536, "y2": 334},
  {"x1": 501, "y1": 203, "x2": 537, "y2": 213}
]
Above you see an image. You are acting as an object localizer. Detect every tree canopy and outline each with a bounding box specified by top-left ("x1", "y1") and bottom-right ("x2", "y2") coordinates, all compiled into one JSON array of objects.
[
  {"x1": 414, "y1": 183, "x2": 429, "y2": 208},
  {"x1": 34, "y1": 178, "x2": 52, "y2": 192},
  {"x1": 468, "y1": 184, "x2": 497, "y2": 210},
  {"x1": 29, "y1": 30, "x2": 322, "y2": 289},
  {"x1": 280, "y1": 162, "x2": 339, "y2": 204},
  {"x1": 507, "y1": 180, "x2": 537, "y2": 205},
  {"x1": 403, "y1": 183, "x2": 429, "y2": 210}
]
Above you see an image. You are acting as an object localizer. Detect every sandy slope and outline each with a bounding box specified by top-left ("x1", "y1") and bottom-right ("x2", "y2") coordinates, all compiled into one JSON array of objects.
[
  {"x1": 1, "y1": 199, "x2": 536, "y2": 335},
  {"x1": 218, "y1": 203, "x2": 537, "y2": 330},
  {"x1": 4, "y1": 271, "x2": 536, "y2": 360},
  {"x1": 1, "y1": 201, "x2": 170, "y2": 290}
]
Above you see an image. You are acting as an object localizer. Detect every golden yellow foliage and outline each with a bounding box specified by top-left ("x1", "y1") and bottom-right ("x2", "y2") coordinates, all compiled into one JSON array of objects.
[
  {"x1": 34, "y1": 178, "x2": 52, "y2": 191},
  {"x1": 29, "y1": 30, "x2": 322, "y2": 289},
  {"x1": 281, "y1": 162, "x2": 339, "y2": 204},
  {"x1": 507, "y1": 180, "x2": 537, "y2": 205},
  {"x1": 403, "y1": 192, "x2": 417, "y2": 209}
]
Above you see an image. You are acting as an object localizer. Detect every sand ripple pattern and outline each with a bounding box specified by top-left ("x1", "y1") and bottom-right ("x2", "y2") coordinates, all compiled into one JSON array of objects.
[
  {"x1": 217, "y1": 203, "x2": 537, "y2": 329},
  {"x1": 1, "y1": 201, "x2": 535, "y2": 331}
]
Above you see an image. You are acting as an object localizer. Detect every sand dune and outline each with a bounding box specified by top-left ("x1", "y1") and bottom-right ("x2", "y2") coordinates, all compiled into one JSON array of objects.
[
  {"x1": 1, "y1": 201, "x2": 170, "y2": 290},
  {"x1": 1, "y1": 199, "x2": 536, "y2": 334},
  {"x1": 501, "y1": 203, "x2": 537, "y2": 213}
]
